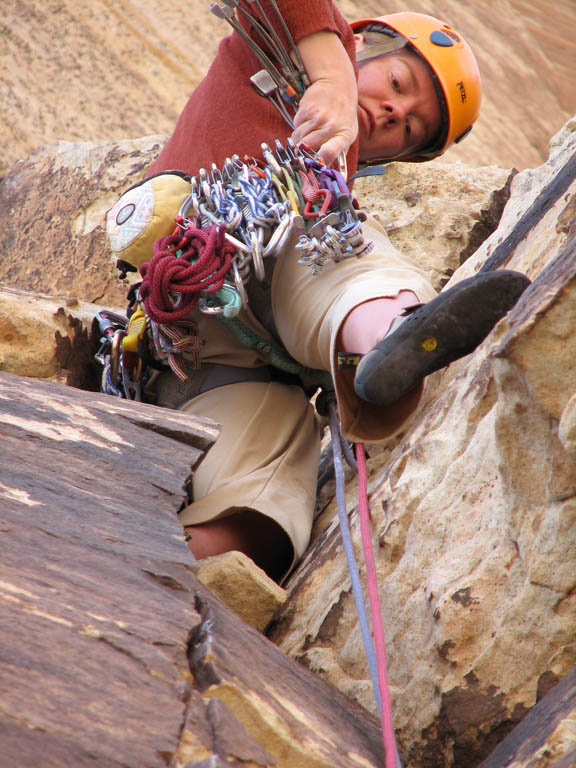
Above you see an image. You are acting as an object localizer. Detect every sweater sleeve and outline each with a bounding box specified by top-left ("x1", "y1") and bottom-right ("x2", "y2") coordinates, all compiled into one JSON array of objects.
[{"x1": 147, "y1": 0, "x2": 359, "y2": 178}]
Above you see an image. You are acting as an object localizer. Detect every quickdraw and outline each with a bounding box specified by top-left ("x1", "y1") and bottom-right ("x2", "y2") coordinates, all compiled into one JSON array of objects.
[
  {"x1": 94, "y1": 309, "x2": 139, "y2": 400},
  {"x1": 211, "y1": 0, "x2": 309, "y2": 129}
]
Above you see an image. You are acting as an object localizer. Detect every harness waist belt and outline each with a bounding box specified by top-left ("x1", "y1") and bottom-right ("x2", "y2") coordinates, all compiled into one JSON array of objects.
[{"x1": 147, "y1": 363, "x2": 273, "y2": 410}]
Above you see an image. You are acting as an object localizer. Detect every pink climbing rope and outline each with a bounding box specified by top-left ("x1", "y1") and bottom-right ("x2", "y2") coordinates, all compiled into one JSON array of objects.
[
  {"x1": 355, "y1": 441, "x2": 399, "y2": 768},
  {"x1": 140, "y1": 224, "x2": 235, "y2": 324}
]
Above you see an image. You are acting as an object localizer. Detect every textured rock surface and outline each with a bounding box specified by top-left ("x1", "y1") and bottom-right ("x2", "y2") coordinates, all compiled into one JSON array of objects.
[
  {"x1": 0, "y1": 137, "x2": 163, "y2": 307},
  {"x1": 476, "y1": 666, "x2": 576, "y2": 768},
  {"x1": 559, "y1": 393, "x2": 576, "y2": 463},
  {"x1": 269, "y1": 122, "x2": 576, "y2": 767},
  {"x1": 0, "y1": 285, "x2": 113, "y2": 387},
  {"x1": 188, "y1": 583, "x2": 386, "y2": 768},
  {"x1": 0, "y1": 372, "x2": 385, "y2": 768},
  {"x1": 354, "y1": 162, "x2": 514, "y2": 288},
  {"x1": 0, "y1": 372, "x2": 216, "y2": 767},
  {"x1": 2, "y1": 0, "x2": 575, "y2": 176}
]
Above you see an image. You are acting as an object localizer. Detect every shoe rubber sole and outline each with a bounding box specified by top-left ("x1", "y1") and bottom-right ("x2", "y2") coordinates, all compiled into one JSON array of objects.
[{"x1": 354, "y1": 270, "x2": 531, "y2": 405}]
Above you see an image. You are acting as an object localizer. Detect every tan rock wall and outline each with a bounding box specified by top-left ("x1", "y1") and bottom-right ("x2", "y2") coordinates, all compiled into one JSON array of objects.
[
  {"x1": 354, "y1": 162, "x2": 514, "y2": 287},
  {"x1": 0, "y1": 285, "x2": 107, "y2": 386},
  {"x1": 0, "y1": 137, "x2": 163, "y2": 307},
  {"x1": 270, "y1": 122, "x2": 576, "y2": 767}
]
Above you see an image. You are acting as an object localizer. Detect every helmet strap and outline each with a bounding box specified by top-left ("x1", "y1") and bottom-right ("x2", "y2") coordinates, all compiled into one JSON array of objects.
[{"x1": 355, "y1": 33, "x2": 407, "y2": 64}]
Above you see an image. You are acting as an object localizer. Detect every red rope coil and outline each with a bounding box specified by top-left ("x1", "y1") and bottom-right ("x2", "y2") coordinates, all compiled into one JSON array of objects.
[{"x1": 140, "y1": 225, "x2": 235, "y2": 324}]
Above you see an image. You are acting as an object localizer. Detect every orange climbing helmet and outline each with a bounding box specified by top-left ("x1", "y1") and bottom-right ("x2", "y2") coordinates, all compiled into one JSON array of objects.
[{"x1": 351, "y1": 12, "x2": 482, "y2": 161}]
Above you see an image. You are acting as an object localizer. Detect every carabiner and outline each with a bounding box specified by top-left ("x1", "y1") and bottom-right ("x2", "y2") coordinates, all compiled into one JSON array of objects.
[
  {"x1": 248, "y1": 222, "x2": 265, "y2": 281},
  {"x1": 261, "y1": 142, "x2": 283, "y2": 177},
  {"x1": 198, "y1": 282, "x2": 243, "y2": 318},
  {"x1": 232, "y1": 260, "x2": 248, "y2": 308},
  {"x1": 280, "y1": 167, "x2": 302, "y2": 214},
  {"x1": 177, "y1": 192, "x2": 198, "y2": 227},
  {"x1": 110, "y1": 327, "x2": 126, "y2": 385}
]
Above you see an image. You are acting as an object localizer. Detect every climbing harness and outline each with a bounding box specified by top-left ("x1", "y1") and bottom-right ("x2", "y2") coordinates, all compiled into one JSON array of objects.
[{"x1": 98, "y1": 140, "x2": 369, "y2": 400}]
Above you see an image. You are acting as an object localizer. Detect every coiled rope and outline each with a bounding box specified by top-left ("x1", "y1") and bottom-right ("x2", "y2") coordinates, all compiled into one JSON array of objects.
[{"x1": 140, "y1": 225, "x2": 235, "y2": 324}]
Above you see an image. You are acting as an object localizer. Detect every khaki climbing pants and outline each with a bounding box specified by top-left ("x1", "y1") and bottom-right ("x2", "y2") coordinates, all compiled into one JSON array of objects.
[{"x1": 177, "y1": 214, "x2": 438, "y2": 567}]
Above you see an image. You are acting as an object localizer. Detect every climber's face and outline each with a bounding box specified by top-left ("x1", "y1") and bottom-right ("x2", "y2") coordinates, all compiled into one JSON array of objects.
[{"x1": 354, "y1": 35, "x2": 442, "y2": 162}]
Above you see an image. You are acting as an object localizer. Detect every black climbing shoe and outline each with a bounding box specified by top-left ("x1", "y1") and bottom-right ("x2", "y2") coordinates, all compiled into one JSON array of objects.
[{"x1": 354, "y1": 270, "x2": 531, "y2": 405}]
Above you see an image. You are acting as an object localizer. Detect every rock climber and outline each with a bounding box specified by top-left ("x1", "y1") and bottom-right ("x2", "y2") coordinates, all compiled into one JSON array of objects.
[{"x1": 140, "y1": 1, "x2": 529, "y2": 581}]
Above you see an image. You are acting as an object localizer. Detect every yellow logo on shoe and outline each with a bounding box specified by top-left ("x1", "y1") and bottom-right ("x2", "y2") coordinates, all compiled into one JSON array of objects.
[{"x1": 421, "y1": 336, "x2": 438, "y2": 351}]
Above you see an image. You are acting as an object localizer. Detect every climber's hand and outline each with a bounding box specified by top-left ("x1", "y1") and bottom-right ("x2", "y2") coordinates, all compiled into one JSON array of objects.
[{"x1": 292, "y1": 31, "x2": 358, "y2": 168}]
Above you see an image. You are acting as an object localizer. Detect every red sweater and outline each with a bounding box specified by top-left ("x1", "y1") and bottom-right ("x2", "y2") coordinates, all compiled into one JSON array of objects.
[{"x1": 148, "y1": 0, "x2": 359, "y2": 178}]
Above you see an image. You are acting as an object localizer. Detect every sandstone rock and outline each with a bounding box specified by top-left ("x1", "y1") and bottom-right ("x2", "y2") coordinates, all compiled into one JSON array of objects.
[
  {"x1": 196, "y1": 550, "x2": 287, "y2": 632},
  {"x1": 559, "y1": 394, "x2": 576, "y2": 462},
  {"x1": 0, "y1": 372, "x2": 386, "y2": 768},
  {"x1": 354, "y1": 161, "x2": 514, "y2": 288},
  {"x1": 0, "y1": 284, "x2": 112, "y2": 388},
  {"x1": 0, "y1": 137, "x2": 164, "y2": 307},
  {"x1": 0, "y1": 0, "x2": 214, "y2": 178},
  {"x1": 189, "y1": 583, "x2": 385, "y2": 768},
  {"x1": 476, "y1": 665, "x2": 576, "y2": 768},
  {"x1": 0, "y1": 371, "x2": 217, "y2": 767},
  {"x1": 270, "y1": 120, "x2": 576, "y2": 767},
  {"x1": 454, "y1": 119, "x2": 576, "y2": 281}
]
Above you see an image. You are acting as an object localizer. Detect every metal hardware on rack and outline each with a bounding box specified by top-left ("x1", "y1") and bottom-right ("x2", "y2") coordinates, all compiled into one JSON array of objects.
[{"x1": 174, "y1": 140, "x2": 370, "y2": 313}]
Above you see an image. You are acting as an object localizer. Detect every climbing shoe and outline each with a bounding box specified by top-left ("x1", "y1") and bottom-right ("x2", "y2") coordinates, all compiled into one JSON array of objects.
[{"x1": 354, "y1": 270, "x2": 531, "y2": 405}]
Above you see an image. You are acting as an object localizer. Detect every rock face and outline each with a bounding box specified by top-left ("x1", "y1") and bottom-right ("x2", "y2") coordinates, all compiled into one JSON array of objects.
[
  {"x1": 270, "y1": 121, "x2": 576, "y2": 766},
  {"x1": 2, "y1": 0, "x2": 575, "y2": 177},
  {"x1": 196, "y1": 550, "x2": 288, "y2": 632},
  {"x1": 0, "y1": 285, "x2": 107, "y2": 388},
  {"x1": 0, "y1": 372, "x2": 385, "y2": 768},
  {"x1": 1, "y1": 11, "x2": 575, "y2": 759},
  {"x1": 0, "y1": 372, "x2": 217, "y2": 767},
  {"x1": 0, "y1": 137, "x2": 164, "y2": 308},
  {"x1": 476, "y1": 666, "x2": 576, "y2": 768},
  {"x1": 354, "y1": 163, "x2": 514, "y2": 288}
]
